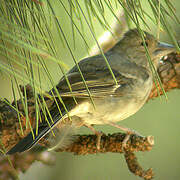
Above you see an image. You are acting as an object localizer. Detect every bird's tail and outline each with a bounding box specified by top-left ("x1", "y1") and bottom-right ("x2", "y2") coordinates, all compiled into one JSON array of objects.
[
  {"x1": 6, "y1": 97, "x2": 77, "y2": 155},
  {"x1": 6, "y1": 112, "x2": 64, "y2": 154}
]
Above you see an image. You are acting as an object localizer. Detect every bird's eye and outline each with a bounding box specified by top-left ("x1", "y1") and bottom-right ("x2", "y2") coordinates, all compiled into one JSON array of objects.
[{"x1": 141, "y1": 41, "x2": 148, "y2": 47}]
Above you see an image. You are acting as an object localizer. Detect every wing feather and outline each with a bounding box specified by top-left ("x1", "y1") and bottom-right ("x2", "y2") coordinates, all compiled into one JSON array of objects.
[{"x1": 53, "y1": 69, "x2": 131, "y2": 98}]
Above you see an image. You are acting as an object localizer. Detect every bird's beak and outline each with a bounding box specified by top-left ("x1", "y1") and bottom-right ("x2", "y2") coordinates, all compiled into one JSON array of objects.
[{"x1": 154, "y1": 42, "x2": 175, "y2": 56}]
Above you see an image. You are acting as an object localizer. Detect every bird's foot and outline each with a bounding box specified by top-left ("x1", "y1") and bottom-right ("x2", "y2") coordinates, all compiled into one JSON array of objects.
[
  {"x1": 108, "y1": 122, "x2": 143, "y2": 151},
  {"x1": 84, "y1": 124, "x2": 104, "y2": 150},
  {"x1": 94, "y1": 131, "x2": 104, "y2": 150}
]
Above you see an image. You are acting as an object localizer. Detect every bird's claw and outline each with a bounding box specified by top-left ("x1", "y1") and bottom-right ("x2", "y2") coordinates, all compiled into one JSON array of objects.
[
  {"x1": 122, "y1": 130, "x2": 143, "y2": 151},
  {"x1": 95, "y1": 131, "x2": 104, "y2": 150}
]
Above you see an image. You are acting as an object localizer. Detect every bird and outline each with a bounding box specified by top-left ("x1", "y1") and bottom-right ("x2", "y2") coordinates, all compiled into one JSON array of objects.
[{"x1": 6, "y1": 28, "x2": 175, "y2": 154}]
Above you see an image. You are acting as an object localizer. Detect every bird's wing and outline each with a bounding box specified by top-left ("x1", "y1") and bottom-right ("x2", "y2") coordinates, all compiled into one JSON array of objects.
[{"x1": 54, "y1": 68, "x2": 132, "y2": 98}]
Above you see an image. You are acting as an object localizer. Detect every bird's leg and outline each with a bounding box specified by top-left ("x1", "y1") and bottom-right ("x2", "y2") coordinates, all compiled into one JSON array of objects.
[
  {"x1": 85, "y1": 124, "x2": 104, "y2": 150},
  {"x1": 108, "y1": 122, "x2": 143, "y2": 149}
]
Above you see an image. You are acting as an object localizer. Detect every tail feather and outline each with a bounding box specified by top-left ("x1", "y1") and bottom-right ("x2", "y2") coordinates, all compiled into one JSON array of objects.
[
  {"x1": 6, "y1": 97, "x2": 78, "y2": 155},
  {"x1": 6, "y1": 124, "x2": 48, "y2": 154},
  {"x1": 7, "y1": 113, "x2": 62, "y2": 155}
]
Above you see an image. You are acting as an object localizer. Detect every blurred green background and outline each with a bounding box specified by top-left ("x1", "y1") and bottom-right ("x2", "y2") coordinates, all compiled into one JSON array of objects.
[{"x1": 0, "y1": 0, "x2": 180, "y2": 179}]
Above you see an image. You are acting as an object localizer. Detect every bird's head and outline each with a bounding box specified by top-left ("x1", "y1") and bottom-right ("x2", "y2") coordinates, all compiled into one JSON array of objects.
[{"x1": 113, "y1": 29, "x2": 175, "y2": 68}]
